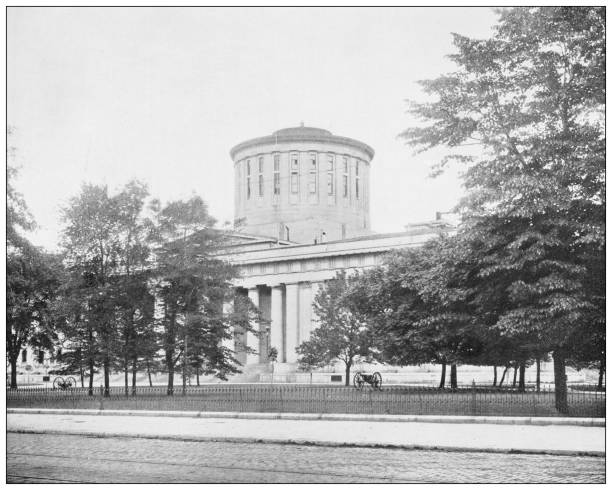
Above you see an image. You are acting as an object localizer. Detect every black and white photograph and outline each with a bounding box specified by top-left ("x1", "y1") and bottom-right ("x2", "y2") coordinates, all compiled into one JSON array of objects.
[{"x1": 6, "y1": 5, "x2": 605, "y2": 484}]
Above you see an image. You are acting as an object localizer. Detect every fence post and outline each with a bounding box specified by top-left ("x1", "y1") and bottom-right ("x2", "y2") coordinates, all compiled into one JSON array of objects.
[{"x1": 471, "y1": 380, "x2": 477, "y2": 416}]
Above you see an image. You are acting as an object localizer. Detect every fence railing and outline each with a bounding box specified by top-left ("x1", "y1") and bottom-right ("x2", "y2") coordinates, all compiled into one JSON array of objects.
[{"x1": 6, "y1": 383, "x2": 605, "y2": 418}]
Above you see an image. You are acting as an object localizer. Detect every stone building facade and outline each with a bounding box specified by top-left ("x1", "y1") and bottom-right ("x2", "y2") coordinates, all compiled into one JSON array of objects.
[
  {"x1": 231, "y1": 126, "x2": 374, "y2": 244},
  {"x1": 225, "y1": 126, "x2": 452, "y2": 377}
]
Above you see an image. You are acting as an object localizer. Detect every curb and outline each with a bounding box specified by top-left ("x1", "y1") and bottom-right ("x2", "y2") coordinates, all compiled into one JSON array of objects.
[
  {"x1": 8, "y1": 408, "x2": 605, "y2": 427},
  {"x1": 8, "y1": 428, "x2": 605, "y2": 458}
]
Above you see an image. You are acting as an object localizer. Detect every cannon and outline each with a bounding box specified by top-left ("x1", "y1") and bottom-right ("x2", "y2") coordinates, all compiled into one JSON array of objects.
[{"x1": 353, "y1": 371, "x2": 382, "y2": 390}]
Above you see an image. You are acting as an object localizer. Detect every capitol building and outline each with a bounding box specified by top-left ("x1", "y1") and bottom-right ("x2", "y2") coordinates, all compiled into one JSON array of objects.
[{"x1": 222, "y1": 125, "x2": 453, "y2": 379}]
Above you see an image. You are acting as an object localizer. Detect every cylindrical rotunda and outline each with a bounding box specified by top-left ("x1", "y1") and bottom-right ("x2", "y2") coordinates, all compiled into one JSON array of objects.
[{"x1": 230, "y1": 126, "x2": 374, "y2": 244}]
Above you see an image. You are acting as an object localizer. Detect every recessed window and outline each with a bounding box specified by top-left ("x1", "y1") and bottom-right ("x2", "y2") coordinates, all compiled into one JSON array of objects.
[
  {"x1": 343, "y1": 157, "x2": 349, "y2": 197},
  {"x1": 246, "y1": 160, "x2": 251, "y2": 199},
  {"x1": 38, "y1": 350, "x2": 44, "y2": 364},
  {"x1": 308, "y1": 153, "x2": 317, "y2": 194},
  {"x1": 21, "y1": 350, "x2": 27, "y2": 362},
  {"x1": 327, "y1": 154, "x2": 334, "y2": 195},
  {"x1": 258, "y1": 157, "x2": 264, "y2": 196},
  {"x1": 290, "y1": 153, "x2": 299, "y2": 194},
  {"x1": 273, "y1": 154, "x2": 280, "y2": 195},
  {"x1": 355, "y1": 161, "x2": 360, "y2": 199}
]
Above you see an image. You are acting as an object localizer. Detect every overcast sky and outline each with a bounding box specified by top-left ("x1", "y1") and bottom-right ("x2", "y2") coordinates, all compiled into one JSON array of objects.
[{"x1": 8, "y1": 7, "x2": 499, "y2": 250}]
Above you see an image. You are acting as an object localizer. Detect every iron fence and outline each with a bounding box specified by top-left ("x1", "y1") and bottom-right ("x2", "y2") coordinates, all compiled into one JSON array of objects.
[{"x1": 6, "y1": 382, "x2": 605, "y2": 418}]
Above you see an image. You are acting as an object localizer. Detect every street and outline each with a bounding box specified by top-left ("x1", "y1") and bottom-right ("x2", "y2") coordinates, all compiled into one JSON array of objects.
[{"x1": 7, "y1": 433, "x2": 604, "y2": 483}]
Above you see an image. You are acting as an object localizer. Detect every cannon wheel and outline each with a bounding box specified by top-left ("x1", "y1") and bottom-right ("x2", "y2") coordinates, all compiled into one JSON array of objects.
[
  {"x1": 353, "y1": 373, "x2": 364, "y2": 390},
  {"x1": 372, "y1": 372, "x2": 383, "y2": 390},
  {"x1": 53, "y1": 376, "x2": 64, "y2": 390},
  {"x1": 65, "y1": 376, "x2": 77, "y2": 389}
]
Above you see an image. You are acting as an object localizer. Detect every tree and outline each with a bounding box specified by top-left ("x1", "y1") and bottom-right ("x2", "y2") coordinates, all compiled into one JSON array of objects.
[
  {"x1": 7, "y1": 245, "x2": 62, "y2": 388},
  {"x1": 357, "y1": 236, "x2": 483, "y2": 389},
  {"x1": 297, "y1": 271, "x2": 376, "y2": 386},
  {"x1": 112, "y1": 181, "x2": 155, "y2": 395},
  {"x1": 61, "y1": 183, "x2": 127, "y2": 396},
  {"x1": 402, "y1": 7, "x2": 605, "y2": 411},
  {"x1": 7, "y1": 154, "x2": 62, "y2": 388},
  {"x1": 150, "y1": 196, "x2": 247, "y2": 394}
]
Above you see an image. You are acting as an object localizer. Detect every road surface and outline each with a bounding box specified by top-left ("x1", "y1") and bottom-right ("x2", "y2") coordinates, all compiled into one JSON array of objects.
[{"x1": 7, "y1": 433, "x2": 604, "y2": 483}]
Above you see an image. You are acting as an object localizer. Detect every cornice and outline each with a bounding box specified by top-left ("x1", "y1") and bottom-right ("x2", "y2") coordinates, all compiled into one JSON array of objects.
[{"x1": 230, "y1": 130, "x2": 375, "y2": 161}]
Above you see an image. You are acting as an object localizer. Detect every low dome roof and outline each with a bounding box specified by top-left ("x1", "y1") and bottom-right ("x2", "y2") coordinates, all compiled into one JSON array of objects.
[{"x1": 230, "y1": 126, "x2": 375, "y2": 160}]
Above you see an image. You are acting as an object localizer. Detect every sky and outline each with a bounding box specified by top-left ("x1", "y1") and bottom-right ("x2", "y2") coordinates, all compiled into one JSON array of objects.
[{"x1": 8, "y1": 7, "x2": 499, "y2": 250}]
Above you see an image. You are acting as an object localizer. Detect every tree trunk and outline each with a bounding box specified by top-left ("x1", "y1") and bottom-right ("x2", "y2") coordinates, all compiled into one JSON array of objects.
[
  {"x1": 439, "y1": 362, "x2": 447, "y2": 389},
  {"x1": 450, "y1": 364, "x2": 457, "y2": 390},
  {"x1": 344, "y1": 361, "x2": 352, "y2": 387},
  {"x1": 518, "y1": 361, "x2": 526, "y2": 392},
  {"x1": 553, "y1": 350, "x2": 568, "y2": 414},
  {"x1": 512, "y1": 365, "x2": 518, "y2": 388},
  {"x1": 493, "y1": 366, "x2": 497, "y2": 387},
  {"x1": 131, "y1": 357, "x2": 137, "y2": 395},
  {"x1": 88, "y1": 327, "x2": 94, "y2": 396},
  {"x1": 167, "y1": 354, "x2": 174, "y2": 396},
  {"x1": 79, "y1": 359, "x2": 84, "y2": 388},
  {"x1": 124, "y1": 360, "x2": 129, "y2": 397},
  {"x1": 499, "y1": 366, "x2": 509, "y2": 387},
  {"x1": 146, "y1": 359, "x2": 153, "y2": 387},
  {"x1": 10, "y1": 357, "x2": 17, "y2": 389},
  {"x1": 88, "y1": 356, "x2": 94, "y2": 396},
  {"x1": 182, "y1": 333, "x2": 187, "y2": 395},
  {"x1": 536, "y1": 358, "x2": 541, "y2": 393},
  {"x1": 597, "y1": 359, "x2": 604, "y2": 390},
  {"x1": 103, "y1": 356, "x2": 110, "y2": 397},
  {"x1": 196, "y1": 367, "x2": 200, "y2": 386}
]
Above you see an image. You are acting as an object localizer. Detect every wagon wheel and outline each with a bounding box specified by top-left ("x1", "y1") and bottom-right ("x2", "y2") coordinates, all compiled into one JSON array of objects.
[
  {"x1": 65, "y1": 376, "x2": 77, "y2": 389},
  {"x1": 353, "y1": 373, "x2": 364, "y2": 390},
  {"x1": 372, "y1": 372, "x2": 383, "y2": 391},
  {"x1": 53, "y1": 376, "x2": 64, "y2": 390}
]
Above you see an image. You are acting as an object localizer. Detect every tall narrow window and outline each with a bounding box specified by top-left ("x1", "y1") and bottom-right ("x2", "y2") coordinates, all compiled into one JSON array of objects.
[
  {"x1": 355, "y1": 161, "x2": 360, "y2": 199},
  {"x1": 343, "y1": 157, "x2": 348, "y2": 197},
  {"x1": 290, "y1": 153, "x2": 299, "y2": 194},
  {"x1": 273, "y1": 154, "x2": 280, "y2": 195},
  {"x1": 38, "y1": 350, "x2": 44, "y2": 364},
  {"x1": 308, "y1": 153, "x2": 317, "y2": 194},
  {"x1": 246, "y1": 159, "x2": 251, "y2": 199},
  {"x1": 258, "y1": 156, "x2": 264, "y2": 196},
  {"x1": 21, "y1": 350, "x2": 27, "y2": 362},
  {"x1": 327, "y1": 154, "x2": 335, "y2": 195}
]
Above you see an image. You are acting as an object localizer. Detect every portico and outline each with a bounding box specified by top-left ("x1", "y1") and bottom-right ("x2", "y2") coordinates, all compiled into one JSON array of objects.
[{"x1": 222, "y1": 227, "x2": 450, "y2": 371}]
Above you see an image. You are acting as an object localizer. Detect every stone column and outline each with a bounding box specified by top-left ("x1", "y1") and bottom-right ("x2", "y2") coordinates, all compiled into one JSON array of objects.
[
  {"x1": 285, "y1": 283, "x2": 299, "y2": 363},
  {"x1": 247, "y1": 288, "x2": 260, "y2": 365},
  {"x1": 270, "y1": 286, "x2": 284, "y2": 362}
]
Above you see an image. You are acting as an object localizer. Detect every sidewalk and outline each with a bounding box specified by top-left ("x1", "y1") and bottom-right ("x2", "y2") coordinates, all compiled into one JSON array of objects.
[{"x1": 7, "y1": 409, "x2": 605, "y2": 456}]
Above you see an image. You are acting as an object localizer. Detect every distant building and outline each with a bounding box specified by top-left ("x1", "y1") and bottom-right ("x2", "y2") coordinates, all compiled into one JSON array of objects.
[{"x1": 224, "y1": 126, "x2": 454, "y2": 377}]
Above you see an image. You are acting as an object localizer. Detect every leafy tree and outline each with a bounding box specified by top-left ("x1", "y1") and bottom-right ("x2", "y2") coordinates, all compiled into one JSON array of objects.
[
  {"x1": 402, "y1": 7, "x2": 604, "y2": 411},
  {"x1": 7, "y1": 246, "x2": 62, "y2": 388},
  {"x1": 357, "y1": 236, "x2": 483, "y2": 389},
  {"x1": 297, "y1": 271, "x2": 376, "y2": 386},
  {"x1": 150, "y1": 197, "x2": 248, "y2": 394},
  {"x1": 112, "y1": 182, "x2": 155, "y2": 395},
  {"x1": 7, "y1": 153, "x2": 62, "y2": 388},
  {"x1": 61, "y1": 183, "x2": 127, "y2": 396}
]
